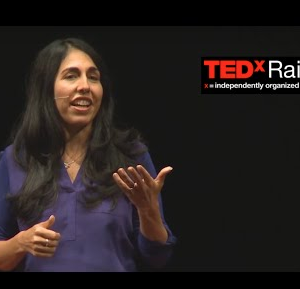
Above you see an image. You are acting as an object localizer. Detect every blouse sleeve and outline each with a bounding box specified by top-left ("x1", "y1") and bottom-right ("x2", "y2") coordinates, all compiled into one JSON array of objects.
[
  {"x1": 132, "y1": 150, "x2": 177, "y2": 269},
  {"x1": 0, "y1": 150, "x2": 19, "y2": 240}
]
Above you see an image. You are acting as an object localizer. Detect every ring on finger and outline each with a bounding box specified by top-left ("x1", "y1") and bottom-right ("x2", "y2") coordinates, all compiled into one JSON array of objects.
[{"x1": 129, "y1": 183, "x2": 136, "y2": 190}]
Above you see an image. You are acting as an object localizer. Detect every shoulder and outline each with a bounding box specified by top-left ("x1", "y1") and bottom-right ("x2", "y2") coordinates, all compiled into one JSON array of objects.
[
  {"x1": 0, "y1": 144, "x2": 26, "y2": 195},
  {"x1": 0, "y1": 144, "x2": 14, "y2": 161},
  {"x1": 0, "y1": 145, "x2": 12, "y2": 181},
  {"x1": 132, "y1": 140, "x2": 148, "y2": 154},
  {"x1": 132, "y1": 140, "x2": 149, "y2": 162},
  {"x1": 0, "y1": 144, "x2": 14, "y2": 175},
  {"x1": 0, "y1": 144, "x2": 21, "y2": 174},
  {"x1": 0, "y1": 144, "x2": 13, "y2": 159},
  {"x1": 134, "y1": 145, "x2": 157, "y2": 178}
]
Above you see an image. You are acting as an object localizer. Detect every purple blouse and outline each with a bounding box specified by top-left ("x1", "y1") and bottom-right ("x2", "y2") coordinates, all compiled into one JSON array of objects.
[{"x1": 0, "y1": 145, "x2": 176, "y2": 272}]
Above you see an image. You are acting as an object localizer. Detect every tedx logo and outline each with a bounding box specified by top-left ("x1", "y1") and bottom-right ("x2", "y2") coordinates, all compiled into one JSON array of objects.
[
  {"x1": 200, "y1": 57, "x2": 300, "y2": 94},
  {"x1": 204, "y1": 60, "x2": 265, "y2": 79}
]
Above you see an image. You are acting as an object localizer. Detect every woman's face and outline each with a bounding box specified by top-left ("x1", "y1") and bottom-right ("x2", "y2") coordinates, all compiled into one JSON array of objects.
[{"x1": 54, "y1": 48, "x2": 103, "y2": 132}]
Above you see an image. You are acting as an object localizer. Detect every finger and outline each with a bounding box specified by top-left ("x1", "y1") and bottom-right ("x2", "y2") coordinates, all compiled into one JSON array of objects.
[
  {"x1": 42, "y1": 238, "x2": 59, "y2": 248},
  {"x1": 34, "y1": 236, "x2": 54, "y2": 247},
  {"x1": 113, "y1": 172, "x2": 134, "y2": 192},
  {"x1": 155, "y1": 166, "x2": 173, "y2": 185},
  {"x1": 116, "y1": 168, "x2": 135, "y2": 188},
  {"x1": 39, "y1": 215, "x2": 55, "y2": 229},
  {"x1": 34, "y1": 243, "x2": 57, "y2": 254},
  {"x1": 33, "y1": 252, "x2": 56, "y2": 258},
  {"x1": 136, "y1": 165, "x2": 155, "y2": 186},
  {"x1": 28, "y1": 238, "x2": 56, "y2": 256},
  {"x1": 32, "y1": 249, "x2": 52, "y2": 257},
  {"x1": 37, "y1": 229, "x2": 61, "y2": 241},
  {"x1": 127, "y1": 166, "x2": 146, "y2": 188}
]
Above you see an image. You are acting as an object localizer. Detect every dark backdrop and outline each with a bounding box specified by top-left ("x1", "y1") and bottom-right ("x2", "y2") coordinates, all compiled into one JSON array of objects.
[{"x1": 1, "y1": 26, "x2": 300, "y2": 271}]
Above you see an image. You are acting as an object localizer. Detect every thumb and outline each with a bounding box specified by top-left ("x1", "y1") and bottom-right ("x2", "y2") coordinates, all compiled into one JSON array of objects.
[
  {"x1": 155, "y1": 166, "x2": 173, "y2": 185},
  {"x1": 39, "y1": 215, "x2": 55, "y2": 229}
]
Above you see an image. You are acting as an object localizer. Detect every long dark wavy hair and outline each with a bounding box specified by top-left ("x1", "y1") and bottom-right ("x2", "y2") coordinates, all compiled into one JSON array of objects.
[{"x1": 9, "y1": 38, "x2": 147, "y2": 225}]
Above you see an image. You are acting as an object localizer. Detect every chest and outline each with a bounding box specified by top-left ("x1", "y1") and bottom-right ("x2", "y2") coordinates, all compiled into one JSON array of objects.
[{"x1": 65, "y1": 165, "x2": 80, "y2": 183}]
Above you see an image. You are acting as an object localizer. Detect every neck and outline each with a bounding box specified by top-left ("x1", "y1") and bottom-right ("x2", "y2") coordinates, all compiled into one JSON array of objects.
[
  {"x1": 63, "y1": 126, "x2": 91, "y2": 168},
  {"x1": 64, "y1": 125, "x2": 91, "y2": 156}
]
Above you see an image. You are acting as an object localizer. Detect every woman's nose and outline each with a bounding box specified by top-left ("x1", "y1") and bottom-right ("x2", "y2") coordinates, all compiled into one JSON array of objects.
[{"x1": 77, "y1": 77, "x2": 90, "y2": 94}]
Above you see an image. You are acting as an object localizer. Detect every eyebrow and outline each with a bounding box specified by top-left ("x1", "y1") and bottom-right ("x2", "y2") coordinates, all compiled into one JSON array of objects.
[{"x1": 60, "y1": 66, "x2": 100, "y2": 74}]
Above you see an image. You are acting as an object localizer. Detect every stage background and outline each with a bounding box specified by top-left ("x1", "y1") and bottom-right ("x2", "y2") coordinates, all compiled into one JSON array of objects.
[{"x1": 1, "y1": 26, "x2": 300, "y2": 271}]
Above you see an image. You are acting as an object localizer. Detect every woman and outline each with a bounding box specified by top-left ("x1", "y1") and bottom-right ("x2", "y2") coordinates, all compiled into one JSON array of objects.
[{"x1": 0, "y1": 38, "x2": 176, "y2": 272}]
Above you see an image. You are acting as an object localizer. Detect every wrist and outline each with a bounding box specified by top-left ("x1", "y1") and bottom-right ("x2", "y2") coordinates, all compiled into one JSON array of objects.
[{"x1": 15, "y1": 231, "x2": 26, "y2": 254}]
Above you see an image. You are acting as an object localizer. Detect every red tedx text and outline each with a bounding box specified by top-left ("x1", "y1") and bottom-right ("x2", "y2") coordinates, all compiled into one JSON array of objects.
[{"x1": 203, "y1": 60, "x2": 265, "y2": 79}]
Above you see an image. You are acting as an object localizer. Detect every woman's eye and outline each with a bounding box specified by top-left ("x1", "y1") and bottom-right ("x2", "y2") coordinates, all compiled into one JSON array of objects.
[
  {"x1": 65, "y1": 74, "x2": 77, "y2": 80},
  {"x1": 89, "y1": 75, "x2": 99, "y2": 81}
]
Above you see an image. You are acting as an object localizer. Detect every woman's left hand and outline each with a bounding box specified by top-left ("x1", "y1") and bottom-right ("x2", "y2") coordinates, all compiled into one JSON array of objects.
[{"x1": 113, "y1": 165, "x2": 173, "y2": 211}]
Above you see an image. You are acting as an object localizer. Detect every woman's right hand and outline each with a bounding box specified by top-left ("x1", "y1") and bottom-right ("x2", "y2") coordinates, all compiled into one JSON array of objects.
[{"x1": 17, "y1": 215, "x2": 61, "y2": 257}]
